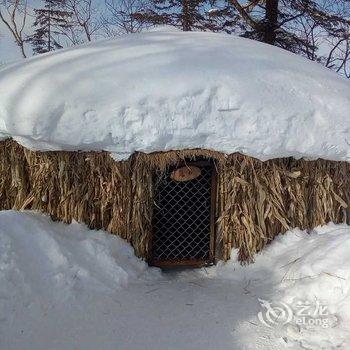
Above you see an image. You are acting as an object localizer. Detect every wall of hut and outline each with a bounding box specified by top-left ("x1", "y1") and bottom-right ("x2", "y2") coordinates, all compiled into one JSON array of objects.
[{"x1": 1, "y1": 139, "x2": 349, "y2": 262}]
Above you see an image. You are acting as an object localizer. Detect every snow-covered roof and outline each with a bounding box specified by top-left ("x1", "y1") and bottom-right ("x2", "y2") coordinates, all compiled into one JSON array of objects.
[{"x1": 0, "y1": 29, "x2": 350, "y2": 161}]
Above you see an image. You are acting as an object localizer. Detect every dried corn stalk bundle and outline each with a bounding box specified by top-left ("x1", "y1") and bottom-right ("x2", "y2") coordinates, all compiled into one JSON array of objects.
[
  {"x1": 217, "y1": 155, "x2": 350, "y2": 261},
  {"x1": 1, "y1": 139, "x2": 349, "y2": 262}
]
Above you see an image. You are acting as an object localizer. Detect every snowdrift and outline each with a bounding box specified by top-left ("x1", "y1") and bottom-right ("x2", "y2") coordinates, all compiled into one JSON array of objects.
[
  {"x1": 1, "y1": 211, "x2": 350, "y2": 349},
  {"x1": 0, "y1": 210, "x2": 158, "y2": 295},
  {"x1": 0, "y1": 30, "x2": 350, "y2": 161},
  {"x1": 220, "y1": 224, "x2": 350, "y2": 349}
]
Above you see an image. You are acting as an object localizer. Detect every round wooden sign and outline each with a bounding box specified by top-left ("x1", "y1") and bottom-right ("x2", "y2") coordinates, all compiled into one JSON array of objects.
[{"x1": 170, "y1": 166, "x2": 202, "y2": 182}]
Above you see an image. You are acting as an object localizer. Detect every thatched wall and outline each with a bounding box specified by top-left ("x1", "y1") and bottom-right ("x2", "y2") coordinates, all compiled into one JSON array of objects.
[
  {"x1": 218, "y1": 155, "x2": 350, "y2": 261},
  {"x1": 1, "y1": 139, "x2": 349, "y2": 262}
]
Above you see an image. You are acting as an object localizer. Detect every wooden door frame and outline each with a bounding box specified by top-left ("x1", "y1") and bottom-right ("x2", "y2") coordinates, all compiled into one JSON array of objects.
[{"x1": 149, "y1": 159, "x2": 217, "y2": 268}]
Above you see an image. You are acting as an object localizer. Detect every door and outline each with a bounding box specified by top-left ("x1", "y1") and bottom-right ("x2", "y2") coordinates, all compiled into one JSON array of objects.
[{"x1": 150, "y1": 161, "x2": 216, "y2": 267}]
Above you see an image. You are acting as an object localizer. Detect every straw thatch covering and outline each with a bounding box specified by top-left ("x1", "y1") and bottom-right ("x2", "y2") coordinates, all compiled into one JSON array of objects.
[{"x1": 1, "y1": 138, "x2": 349, "y2": 262}]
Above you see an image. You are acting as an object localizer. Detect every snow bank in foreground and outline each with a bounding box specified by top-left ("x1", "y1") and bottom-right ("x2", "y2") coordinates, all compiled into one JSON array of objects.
[
  {"x1": 0, "y1": 211, "x2": 158, "y2": 296},
  {"x1": 1, "y1": 30, "x2": 350, "y2": 162},
  {"x1": 219, "y1": 224, "x2": 350, "y2": 349},
  {"x1": 1, "y1": 211, "x2": 350, "y2": 349}
]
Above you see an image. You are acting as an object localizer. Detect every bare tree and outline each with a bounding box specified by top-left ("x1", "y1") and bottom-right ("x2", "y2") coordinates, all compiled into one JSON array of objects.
[
  {"x1": 0, "y1": 0, "x2": 28, "y2": 57},
  {"x1": 325, "y1": 37, "x2": 350, "y2": 78},
  {"x1": 297, "y1": 17, "x2": 350, "y2": 78},
  {"x1": 227, "y1": 0, "x2": 350, "y2": 77},
  {"x1": 102, "y1": 0, "x2": 150, "y2": 36},
  {"x1": 65, "y1": 0, "x2": 100, "y2": 42},
  {"x1": 284, "y1": 0, "x2": 350, "y2": 77}
]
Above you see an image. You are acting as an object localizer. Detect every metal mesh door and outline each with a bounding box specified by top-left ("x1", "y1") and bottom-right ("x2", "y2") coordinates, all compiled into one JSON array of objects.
[{"x1": 151, "y1": 163, "x2": 214, "y2": 265}]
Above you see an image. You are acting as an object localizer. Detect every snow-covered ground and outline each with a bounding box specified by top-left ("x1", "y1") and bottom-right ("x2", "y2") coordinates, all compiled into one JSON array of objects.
[
  {"x1": 1, "y1": 30, "x2": 350, "y2": 162},
  {"x1": 1, "y1": 210, "x2": 349, "y2": 349}
]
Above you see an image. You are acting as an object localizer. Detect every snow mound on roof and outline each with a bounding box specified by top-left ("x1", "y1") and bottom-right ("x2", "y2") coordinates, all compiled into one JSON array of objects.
[{"x1": 1, "y1": 30, "x2": 350, "y2": 161}]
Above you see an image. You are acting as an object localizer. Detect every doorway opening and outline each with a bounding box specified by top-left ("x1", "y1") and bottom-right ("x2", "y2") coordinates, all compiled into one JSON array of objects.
[{"x1": 150, "y1": 160, "x2": 217, "y2": 267}]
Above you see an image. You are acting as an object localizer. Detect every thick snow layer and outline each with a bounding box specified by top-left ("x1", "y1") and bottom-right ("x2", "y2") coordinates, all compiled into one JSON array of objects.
[
  {"x1": 219, "y1": 224, "x2": 350, "y2": 349},
  {"x1": 1, "y1": 210, "x2": 350, "y2": 349},
  {"x1": 0, "y1": 211, "x2": 158, "y2": 291},
  {"x1": 1, "y1": 30, "x2": 350, "y2": 161}
]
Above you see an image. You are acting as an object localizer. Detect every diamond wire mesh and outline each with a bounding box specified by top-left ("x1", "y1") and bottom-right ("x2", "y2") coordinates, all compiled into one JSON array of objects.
[{"x1": 151, "y1": 165, "x2": 213, "y2": 263}]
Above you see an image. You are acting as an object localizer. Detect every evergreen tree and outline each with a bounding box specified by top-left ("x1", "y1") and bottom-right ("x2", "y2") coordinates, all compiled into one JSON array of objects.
[
  {"x1": 134, "y1": 0, "x2": 235, "y2": 32},
  {"x1": 30, "y1": 0, "x2": 72, "y2": 54}
]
